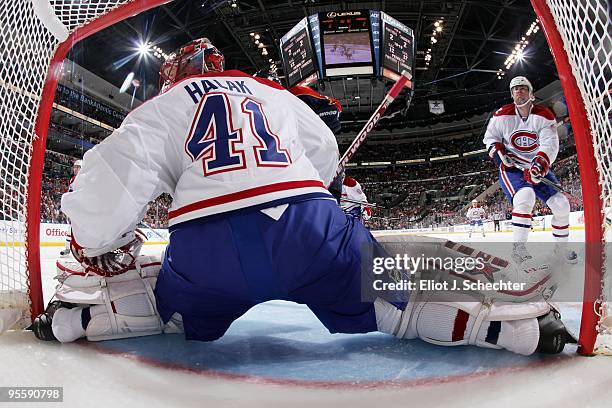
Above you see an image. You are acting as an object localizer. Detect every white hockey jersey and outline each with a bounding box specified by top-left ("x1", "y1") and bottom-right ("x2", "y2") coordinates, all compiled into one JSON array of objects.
[
  {"x1": 466, "y1": 207, "x2": 486, "y2": 221},
  {"x1": 340, "y1": 176, "x2": 368, "y2": 213},
  {"x1": 61, "y1": 70, "x2": 339, "y2": 251},
  {"x1": 483, "y1": 103, "x2": 558, "y2": 166}
]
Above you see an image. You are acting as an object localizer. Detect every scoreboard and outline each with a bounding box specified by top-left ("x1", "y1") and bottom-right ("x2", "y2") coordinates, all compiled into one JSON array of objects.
[
  {"x1": 280, "y1": 18, "x2": 317, "y2": 88},
  {"x1": 381, "y1": 12, "x2": 414, "y2": 81},
  {"x1": 279, "y1": 10, "x2": 414, "y2": 87}
]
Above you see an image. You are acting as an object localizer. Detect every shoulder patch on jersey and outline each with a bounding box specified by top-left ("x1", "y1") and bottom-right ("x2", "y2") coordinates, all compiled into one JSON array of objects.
[
  {"x1": 493, "y1": 103, "x2": 516, "y2": 117},
  {"x1": 343, "y1": 176, "x2": 357, "y2": 187},
  {"x1": 531, "y1": 104, "x2": 556, "y2": 120}
]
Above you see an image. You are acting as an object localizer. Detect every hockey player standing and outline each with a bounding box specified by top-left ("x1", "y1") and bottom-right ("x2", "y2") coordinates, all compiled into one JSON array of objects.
[
  {"x1": 483, "y1": 76, "x2": 575, "y2": 263},
  {"x1": 466, "y1": 199, "x2": 486, "y2": 238},
  {"x1": 340, "y1": 176, "x2": 372, "y2": 223}
]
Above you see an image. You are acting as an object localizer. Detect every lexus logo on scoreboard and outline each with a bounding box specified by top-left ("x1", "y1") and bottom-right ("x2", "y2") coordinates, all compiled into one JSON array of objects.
[{"x1": 327, "y1": 11, "x2": 362, "y2": 18}]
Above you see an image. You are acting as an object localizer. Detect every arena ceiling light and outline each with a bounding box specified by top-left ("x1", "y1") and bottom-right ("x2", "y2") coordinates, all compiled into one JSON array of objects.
[
  {"x1": 498, "y1": 19, "x2": 540, "y2": 78},
  {"x1": 137, "y1": 41, "x2": 150, "y2": 56},
  {"x1": 425, "y1": 19, "x2": 444, "y2": 69},
  {"x1": 151, "y1": 45, "x2": 169, "y2": 61}
]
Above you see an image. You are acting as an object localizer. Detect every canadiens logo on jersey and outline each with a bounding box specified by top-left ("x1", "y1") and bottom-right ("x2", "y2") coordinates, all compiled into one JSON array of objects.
[{"x1": 510, "y1": 130, "x2": 539, "y2": 152}]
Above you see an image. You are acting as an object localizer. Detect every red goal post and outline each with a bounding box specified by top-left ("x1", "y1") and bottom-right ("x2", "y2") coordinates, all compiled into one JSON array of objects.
[
  {"x1": 0, "y1": 0, "x2": 172, "y2": 332},
  {"x1": 531, "y1": 0, "x2": 612, "y2": 355}
]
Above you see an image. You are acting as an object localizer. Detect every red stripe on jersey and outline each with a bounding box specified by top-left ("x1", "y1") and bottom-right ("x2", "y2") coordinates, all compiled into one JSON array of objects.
[
  {"x1": 500, "y1": 166, "x2": 516, "y2": 196},
  {"x1": 536, "y1": 151, "x2": 551, "y2": 165},
  {"x1": 511, "y1": 212, "x2": 532, "y2": 218},
  {"x1": 505, "y1": 152, "x2": 530, "y2": 164},
  {"x1": 552, "y1": 224, "x2": 569, "y2": 230},
  {"x1": 168, "y1": 180, "x2": 326, "y2": 219},
  {"x1": 452, "y1": 310, "x2": 470, "y2": 342}
]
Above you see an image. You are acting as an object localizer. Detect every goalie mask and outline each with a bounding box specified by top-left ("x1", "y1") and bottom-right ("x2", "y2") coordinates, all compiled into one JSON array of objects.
[{"x1": 159, "y1": 38, "x2": 225, "y2": 92}]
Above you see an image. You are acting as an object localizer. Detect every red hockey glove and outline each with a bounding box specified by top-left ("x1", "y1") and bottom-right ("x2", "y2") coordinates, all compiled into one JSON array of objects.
[
  {"x1": 530, "y1": 152, "x2": 550, "y2": 178},
  {"x1": 523, "y1": 168, "x2": 540, "y2": 184},
  {"x1": 488, "y1": 143, "x2": 515, "y2": 168},
  {"x1": 362, "y1": 206, "x2": 372, "y2": 221}
]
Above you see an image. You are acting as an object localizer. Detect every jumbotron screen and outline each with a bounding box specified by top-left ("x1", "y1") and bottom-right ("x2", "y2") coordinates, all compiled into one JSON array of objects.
[
  {"x1": 319, "y1": 10, "x2": 374, "y2": 76},
  {"x1": 280, "y1": 19, "x2": 317, "y2": 88},
  {"x1": 323, "y1": 32, "x2": 373, "y2": 65}
]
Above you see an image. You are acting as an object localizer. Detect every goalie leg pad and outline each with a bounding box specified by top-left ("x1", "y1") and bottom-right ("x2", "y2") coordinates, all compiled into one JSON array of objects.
[
  {"x1": 378, "y1": 235, "x2": 555, "y2": 302},
  {"x1": 84, "y1": 277, "x2": 163, "y2": 341},
  {"x1": 52, "y1": 255, "x2": 164, "y2": 341},
  {"x1": 375, "y1": 290, "x2": 549, "y2": 355}
]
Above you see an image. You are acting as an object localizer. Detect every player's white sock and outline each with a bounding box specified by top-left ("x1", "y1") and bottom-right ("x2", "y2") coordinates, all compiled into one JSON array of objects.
[
  {"x1": 547, "y1": 193, "x2": 570, "y2": 243},
  {"x1": 511, "y1": 211, "x2": 531, "y2": 242},
  {"x1": 552, "y1": 224, "x2": 569, "y2": 243}
]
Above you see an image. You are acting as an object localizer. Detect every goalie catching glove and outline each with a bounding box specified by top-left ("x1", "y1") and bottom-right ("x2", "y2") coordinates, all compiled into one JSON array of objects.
[{"x1": 70, "y1": 229, "x2": 147, "y2": 276}]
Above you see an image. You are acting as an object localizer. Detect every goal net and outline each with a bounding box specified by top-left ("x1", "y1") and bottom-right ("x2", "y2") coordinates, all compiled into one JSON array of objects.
[
  {"x1": 0, "y1": 0, "x2": 168, "y2": 332},
  {"x1": 0, "y1": 0, "x2": 611, "y2": 356}
]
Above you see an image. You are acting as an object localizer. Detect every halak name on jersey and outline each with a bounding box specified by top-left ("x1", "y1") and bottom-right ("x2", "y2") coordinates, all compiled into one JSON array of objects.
[{"x1": 183, "y1": 79, "x2": 253, "y2": 104}]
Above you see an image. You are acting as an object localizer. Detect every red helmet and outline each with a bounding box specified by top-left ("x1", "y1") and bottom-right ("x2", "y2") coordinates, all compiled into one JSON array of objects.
[{"x1": 159, "y1": 38, "x2": 224, "y2": 92}]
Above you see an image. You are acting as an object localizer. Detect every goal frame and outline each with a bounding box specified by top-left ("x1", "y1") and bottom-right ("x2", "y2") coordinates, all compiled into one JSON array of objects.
[
  {"x1": 531, "y1": 0, "x2": 606, "y2": 356},
  {"x1": 17, "y1": 0, "x2": 609, "y2": 355},
  {"x1": 25, "y1": 0, "x2": 173, "y2": 320}
]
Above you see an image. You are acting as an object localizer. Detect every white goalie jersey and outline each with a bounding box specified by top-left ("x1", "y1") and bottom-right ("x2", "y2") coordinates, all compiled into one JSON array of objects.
[{"x1": 61, "y1": 71, "x2": 339, "y2": 252}]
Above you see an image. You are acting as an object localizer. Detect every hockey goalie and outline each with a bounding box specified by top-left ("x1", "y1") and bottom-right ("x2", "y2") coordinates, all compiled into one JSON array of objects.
[
  {"x1": 29, "y1": 37, "x2": 576, "y2": 356},
  {"x1": 31, "y1": 230, "x2": 575, "y2": 356}
]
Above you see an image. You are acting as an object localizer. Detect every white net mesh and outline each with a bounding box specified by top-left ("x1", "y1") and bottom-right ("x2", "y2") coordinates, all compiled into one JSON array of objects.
[
  {"x1": 0, "y1": 0, "x2": 132, "y2": 331},
  {"x1": 543, "y1": 0, "x2": 612, "y2": 354}
]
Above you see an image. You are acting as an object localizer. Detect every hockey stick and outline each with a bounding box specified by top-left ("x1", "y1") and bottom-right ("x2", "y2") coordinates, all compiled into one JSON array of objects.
[
  {"x1": 335, "y1": 70, "x2": 412, "y2": 178},
  {"x1": 340, "y1": 197, "x2": 380, "y2": 208},
  {"x1": 513, "y1": 163, "x2": 565, "y2": 193}
]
